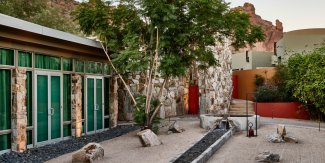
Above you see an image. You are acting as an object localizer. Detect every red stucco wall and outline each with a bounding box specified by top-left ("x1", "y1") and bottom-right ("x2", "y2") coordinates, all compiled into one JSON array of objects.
[{"x1": 254, "y1": 102, "x2": 310, "y2": 120}]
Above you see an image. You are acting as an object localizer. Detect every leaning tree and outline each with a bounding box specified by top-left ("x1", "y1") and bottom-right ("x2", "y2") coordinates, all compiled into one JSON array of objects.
[{"x1": 74, "y1": 0, "x2": 264, "y2": 130}]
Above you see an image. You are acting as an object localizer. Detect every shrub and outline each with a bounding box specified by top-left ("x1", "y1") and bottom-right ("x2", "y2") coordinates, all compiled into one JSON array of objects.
[
  {"x1": 133, "y1": 95, "x2": 161, "y2": 133},
  {"x1": 254, "y1": 84, "x2": 291, "y2": 102},
  {"x1": 287, "y1": 44, "x2": 325, "y2": 115},
  {"x1": 255, "y1": 74, "x2": 265, "y2": 87}
]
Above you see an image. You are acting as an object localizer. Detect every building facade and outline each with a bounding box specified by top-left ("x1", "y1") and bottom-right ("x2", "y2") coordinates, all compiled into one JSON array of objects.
[{"x1": 0, "y1": 14, "x2": 114, "y2": 153}]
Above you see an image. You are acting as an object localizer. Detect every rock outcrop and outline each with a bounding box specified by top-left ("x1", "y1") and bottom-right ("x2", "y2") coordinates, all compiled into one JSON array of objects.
[{"x1": 234, "y1": 3, "x2": 283, "y2": 52}]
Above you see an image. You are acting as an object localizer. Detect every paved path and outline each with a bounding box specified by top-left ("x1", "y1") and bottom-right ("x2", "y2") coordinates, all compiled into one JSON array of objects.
[
  {"x1": 47, "y1": 117, "x2": 206, "y2": 163},
  {"x1": 208, "y1": 118, "x2": 325, "y2": 163},
  {"x1": 261, "y1": 117, "x2": 325, "y2": 130}
]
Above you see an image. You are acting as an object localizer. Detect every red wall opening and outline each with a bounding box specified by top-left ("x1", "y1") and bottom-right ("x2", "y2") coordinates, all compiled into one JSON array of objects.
[
  {"x1": 189, "y1": 85, "x2": 199, "y2": 114},
  {"x1": 232, "y1": 75, "x2": 238, "y2": 98}
]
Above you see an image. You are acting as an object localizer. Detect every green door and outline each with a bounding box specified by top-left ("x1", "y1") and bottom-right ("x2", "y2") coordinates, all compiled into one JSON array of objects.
[
  {"x1": 36, "y1": 73, "x2": 62, "y2": 143},
  {"x1": 87, "y1": 78, "x2": 95, "y2": 132},
  {"x1": 96, "y1": 79, "x2": 103, "y2": 130},
  {"x1": 51, "y1": 76, "x2": 61, "y2": 139},
  {"x1": 37, "y1": 75, "x2": 48, "y2": 142},
  {"x1": 87, "y1": 77, "x2": 103, "y2": 133}
]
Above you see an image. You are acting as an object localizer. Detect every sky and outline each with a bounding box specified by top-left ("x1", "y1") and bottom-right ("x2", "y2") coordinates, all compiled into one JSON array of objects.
[
  {"x1": 76, "y1": 0, "x2": 325, "y2": 32},
  {"x1": 226, "y1": 0, "x2": 325, "y2": 32}
]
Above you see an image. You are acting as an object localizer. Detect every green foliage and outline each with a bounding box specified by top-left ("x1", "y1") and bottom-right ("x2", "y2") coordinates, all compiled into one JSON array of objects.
[
  {"x1": 255, "y1": 84, "x2": 292, "y2": 102},
  {"x1": 74, "y1": 0, "x2": 265, "y2": 77},
  {"x1": 255, "y1": 74, "x2": 265, "y2": 87},
  {"x1": 133, "y1": 95, "x2": 161, "y2": 133},
  {"x1": 287, "y1": 43, "x2": 325, "y2": 114},
  {"x1": 0, "y1": 0, "x2": 80, "y2": 34}
]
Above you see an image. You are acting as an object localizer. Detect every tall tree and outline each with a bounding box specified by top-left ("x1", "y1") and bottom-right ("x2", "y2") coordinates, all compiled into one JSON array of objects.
[
  {"x1": 74, "y1": 0, "x2": 265, "y2": 129},
  {"x1": 0, "y1": 0, "x2": 80, "y2": 34}
]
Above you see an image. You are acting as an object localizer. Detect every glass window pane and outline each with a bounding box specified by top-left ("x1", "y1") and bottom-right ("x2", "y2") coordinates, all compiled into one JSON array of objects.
[
  {"x1": 26, "y1": 72, "x2": 32, "y2": 126},
  {"x1": 0, "y1": 134, "x2": 11, "y2": 150},
  {"x1": 75, "y1": 60, "x2": 84, "y2": 73},
  {"x1": 63, "y1": 74, "x2": 71, "y2": 121},
  {"x1": 103, "y1": 63, "x2": 111, "y2": 75},
  {"x1": 0, "y1": 70, "x2": 11, "y2": 131},
  {"x1": 18, "y1": 51, "x2": 32, "y2": 67},
  {"x1": 64, "y1": 124, "x2": 71, "y2": 137},
  {"x1": 35, "y1": 54, "x2": 61, "y2": 70},
  {"x1": 63, "y1": 58, "x2": 72, "y2": 71},
  {"x1": 85, "y1": 62, "x2": 102, "y2": 74},
  {"x1": 0, "y1": 69, "x2": 11, "y2": 150},
  {"x1": 0, "y1": 48, "x2": 14, "y2": 66}
]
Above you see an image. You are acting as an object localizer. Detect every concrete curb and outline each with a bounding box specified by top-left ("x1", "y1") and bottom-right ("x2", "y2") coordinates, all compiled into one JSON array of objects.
[
  {"x1": 191, "y1": 127, "x2": 235, "y2": 163},
  {"x1": 169, "y1": 131, "x2": 210, "y2": 163}
]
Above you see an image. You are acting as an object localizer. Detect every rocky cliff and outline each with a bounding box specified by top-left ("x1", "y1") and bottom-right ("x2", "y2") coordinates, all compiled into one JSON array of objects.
[{"x1": 234, "y1": 3, "x2": 283, "y2": 52}]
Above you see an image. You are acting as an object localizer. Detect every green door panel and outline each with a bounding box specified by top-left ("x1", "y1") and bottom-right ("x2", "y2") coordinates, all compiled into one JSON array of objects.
[
  {"x1": 37, "y1": 75, "x2": 48, "y2": 142},
  {"x1": 51, "y1": 76, "x2": 61, "y2": 139},
  {"x1": 87, "y1": 78, "x2": 94, "y2": 132},
  {"x1": 96, "y1": 79, "x2": 103, "y2": 130}
]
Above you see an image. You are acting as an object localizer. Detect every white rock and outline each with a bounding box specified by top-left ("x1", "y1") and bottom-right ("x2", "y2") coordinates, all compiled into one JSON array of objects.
[
  {"x1": 255, "y1": 151, "x2": 280, "y2": 162},
  {"x1": 137, "y1": 129, "x2": 162, "y2": 147},
  {"x1": 72, "y1": 143, "x2": 104, "y2": 163}
]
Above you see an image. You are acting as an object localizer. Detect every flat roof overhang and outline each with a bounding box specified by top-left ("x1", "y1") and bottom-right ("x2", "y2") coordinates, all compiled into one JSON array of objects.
[{"x1": 0, "y1": 13, "x2": 106, "y2": 59}]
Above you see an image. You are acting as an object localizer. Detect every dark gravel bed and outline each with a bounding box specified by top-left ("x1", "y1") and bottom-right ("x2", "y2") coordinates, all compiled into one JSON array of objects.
[
  {"x1": 0, "y1": 125, "x2": 139, "y2": 163},
  {"x1": 173, "y1": 129, "x2": 228, "y2": 163}
]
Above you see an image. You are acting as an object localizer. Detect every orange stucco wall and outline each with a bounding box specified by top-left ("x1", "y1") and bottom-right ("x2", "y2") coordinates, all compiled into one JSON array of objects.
[{"x1": 232, "y1": 68, "x2": 276, "y2": 100}]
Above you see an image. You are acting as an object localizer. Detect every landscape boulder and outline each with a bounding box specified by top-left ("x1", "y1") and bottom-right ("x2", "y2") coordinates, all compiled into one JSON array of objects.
[
  {"x1": 255, "y1": 151, "x2": 280, "y2": 162},
  {"x1": 266, "y1": 133, "x2": 285, "y2": 143},
  {"x1": 72, "y1": 143, "x2": 104, "y2": 163},
  {"x1": 137, "y1": 129, "x2": 162, "y2": 147},
  {"x1": 277, "y1": 124, "x2": 286, "y2": 137},
  {"x1": 168, "y1": 121, "x2": 185, "y2": 133}
]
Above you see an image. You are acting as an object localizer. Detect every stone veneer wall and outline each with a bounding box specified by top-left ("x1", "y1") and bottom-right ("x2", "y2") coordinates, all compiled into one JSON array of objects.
[
  {"x1": 71, "y1": 74, "x2": 82, "y2": 137},
  {"x1": 119, "y1": 41, "x2": 232, "y2": 118},
  {"x1": 198, "y1": 40, "x2": 233, "y2": 114},
  {"x1": 11, "y1": 68, "x2": 27, "y2": 152}
]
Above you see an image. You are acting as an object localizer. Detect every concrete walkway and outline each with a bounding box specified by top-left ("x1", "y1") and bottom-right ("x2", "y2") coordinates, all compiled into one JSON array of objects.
[
  {"x1": 46, "y1": 117, "x2": 206, "y2": 163},
  {"x1": 208, "y1": 118, "x2": 325, "y2": 163},
  {"x1": 261, "y1": 117, "x2": 325, "y2": 130}
]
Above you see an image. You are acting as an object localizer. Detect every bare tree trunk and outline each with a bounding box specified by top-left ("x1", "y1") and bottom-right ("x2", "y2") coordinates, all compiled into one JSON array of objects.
[
  {"x1": 145, "y1": 27, "x2": 159, "y2": 126},
  {"x1": 100, "y1": 42, "x2": 137, "y2": 108},
  {"x1": 149, "y1": 76, "x2": 168, "y2": 125}
]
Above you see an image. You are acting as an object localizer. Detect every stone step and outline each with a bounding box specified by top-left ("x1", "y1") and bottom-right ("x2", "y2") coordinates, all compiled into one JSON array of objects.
[
  {"x1": 229, "y1": 111, "x2": 255, "y2": 116},
  {"x1": 230, "y1": 103, "x2": 255, "y2": 108},
  {"x1": 230, "y1": 107, "x2": 255, "y2": 112}
]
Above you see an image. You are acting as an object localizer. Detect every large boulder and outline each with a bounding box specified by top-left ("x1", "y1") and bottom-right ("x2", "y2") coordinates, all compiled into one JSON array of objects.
[
  {"x1": 72, "y1": 143, "x2": 104, "y2": 163},
  {"x1": 168, "y1": 121, "x2": 185, "y2": 133},
  {"x1": 137, "y1": 129, "x2": 162, "y2": 147},
  {"x1": 255, "y1": 151, "x2": 280, "y2": 162}
]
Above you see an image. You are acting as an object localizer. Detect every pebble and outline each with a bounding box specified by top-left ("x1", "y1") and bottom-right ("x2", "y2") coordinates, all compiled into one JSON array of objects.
[{"x1": 0, "y1": 125, "x2": 139, "y2": 163}]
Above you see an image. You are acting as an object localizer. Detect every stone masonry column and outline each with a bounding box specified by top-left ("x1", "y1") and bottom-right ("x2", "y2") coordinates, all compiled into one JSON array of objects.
[
  {"x1": 71, "y1": 74, "x2": 82, "y2": 137},
  {"x1": 109, "y1": 76, "x2": 118, "y2": 128},
  {"x1": 11, "y1": 68, "x2": 27, "y2": 152}
]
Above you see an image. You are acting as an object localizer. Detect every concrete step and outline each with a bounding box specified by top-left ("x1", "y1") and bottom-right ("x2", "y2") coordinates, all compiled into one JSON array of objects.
[
  {"x1": 230, "y1": 103, "x2": 255, "y2": 108},
  {"x1": 230, "y1": 106, "x2": 254, "y2": 111},
  {"x1": 229, "y1": 111, "x2": 255, "y2": 116}
]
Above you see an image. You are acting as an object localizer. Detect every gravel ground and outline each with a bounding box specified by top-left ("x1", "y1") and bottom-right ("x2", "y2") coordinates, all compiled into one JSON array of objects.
[
  {"x1": 207, "y1": 124, "x2": 325, "y2": 163},
  {"x1": 173, "y1": 129, "x2": 227, "y2": 163},
  {"x1": 46, "y1": 117, "x2": 207, "y2": 163},
  {"x1": 0, "y1": 125, "x2": 139, "y2": 163}
]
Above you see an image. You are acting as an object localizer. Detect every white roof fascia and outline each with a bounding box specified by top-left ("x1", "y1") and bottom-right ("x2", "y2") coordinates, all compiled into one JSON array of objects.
[{"x1": 0, "y1": 13, "x2": 101, "y2": 49}]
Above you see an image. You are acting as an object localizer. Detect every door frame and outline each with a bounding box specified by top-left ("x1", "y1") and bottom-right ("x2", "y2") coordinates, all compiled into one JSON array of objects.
[
  {"x1": 33, "y1": 71, "x2": 63, "y2": 146},
  {"x1": 84, "y1": 75, "x2": 104, "y2": 134}
]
